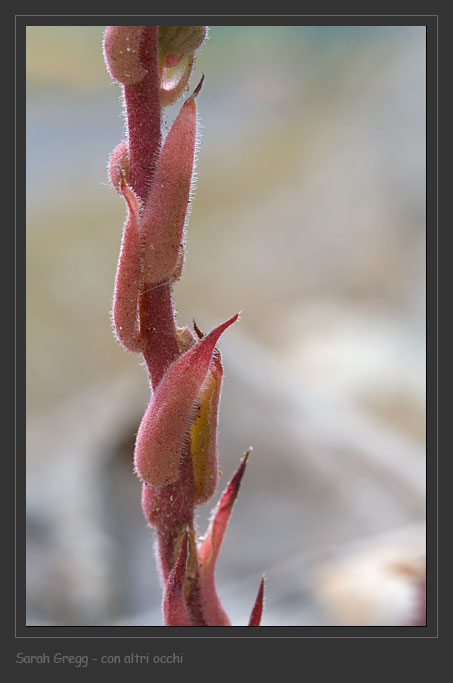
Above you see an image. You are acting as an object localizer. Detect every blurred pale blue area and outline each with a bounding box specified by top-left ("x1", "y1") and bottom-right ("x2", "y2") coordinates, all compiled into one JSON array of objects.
[{"x1": 26, "y1": 26, "x2": 426, "y2": 627}]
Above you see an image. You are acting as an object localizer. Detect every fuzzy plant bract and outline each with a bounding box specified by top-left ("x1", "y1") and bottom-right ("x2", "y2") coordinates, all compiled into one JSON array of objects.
[{"x1": 103, "y1": 25, "x2": 264, "y2": 626}]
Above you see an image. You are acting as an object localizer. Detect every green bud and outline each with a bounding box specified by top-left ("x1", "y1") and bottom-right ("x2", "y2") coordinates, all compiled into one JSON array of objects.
[{"x1": 158, "y1": 26, "x2": 207, "y2": 57}]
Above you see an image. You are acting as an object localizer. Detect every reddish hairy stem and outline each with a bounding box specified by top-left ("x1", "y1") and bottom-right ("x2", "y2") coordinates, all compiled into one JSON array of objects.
[
  {"x1": 143, "y1": 449, "x2": 206, "y2": 625},
  {"x1": 106, "y1": 24, "x2": 261, "y2": 627},
  {"x1": 123, "y1": 27, "x2": 181, "y2": 393},
  {"x1": 123, "y1": 27, "x2": 162, "y2": 203},
  {"x1": 140, "y1": 282, "x2": 205, "y2": 622},
  {"x1": 122, "y1": 26, "x2": 206, "y2": 623},
  {"x1": 139, "y1": 283, "x2": 179, "y2": 388}
]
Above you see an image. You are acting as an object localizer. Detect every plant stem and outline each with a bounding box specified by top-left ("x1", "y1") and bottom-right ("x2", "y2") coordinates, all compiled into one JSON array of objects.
[
  {"x1": 139, "y1": 283, "x2": 179, "y2": 388},
  {"x1": 123, "y1": 27, "x2": 162, "y2": 202},
  {"x1": 123, "y1": 26, "x2": 205, "y2": 624}
]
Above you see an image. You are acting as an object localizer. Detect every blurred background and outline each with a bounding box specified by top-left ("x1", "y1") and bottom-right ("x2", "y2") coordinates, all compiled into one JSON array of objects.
[{"x1": 26, "y1": 25, "x2": 426, "y2": 626}]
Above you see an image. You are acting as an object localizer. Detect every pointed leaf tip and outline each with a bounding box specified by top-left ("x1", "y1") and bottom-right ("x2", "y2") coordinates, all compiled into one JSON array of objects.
[
  {"x1": 190, "y1": 74, "x2": 204, "y2": 99},
  {"x1": 225, "y1": 448, "x2": 250, "y2": 503},
  {"x1": 216, "y1": 448, "x2": 250, "y2": 521},
  {"x1": 198, "y1": 449, "x2": 250, "y2": 571},
  {"x1": 203, "y1": 313, "x2": 238, "y2": 349},
  {"x1": 193, "y1": 319, "x2": 204, "y2": 339},
  {"x1": 248, "y1": 576, "x2": 265, "y2": 626}
]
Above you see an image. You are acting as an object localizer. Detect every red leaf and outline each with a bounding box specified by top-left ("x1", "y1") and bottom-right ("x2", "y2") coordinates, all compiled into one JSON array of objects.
[
  {"x1": 162, "y1": 531, "x2": 191, "y2": 626},
  {"x1": 140, "y1": 85, "x2": 199, "y2": 286},
  {"x1": 198, "y1": 449, "x2": 250, "y2": 571},
  {"x1": 111, "y1": 178, "x2": 143, "y2": 352},
  {"x1": 134, "y1": 314, "x2": 239, "y2": 487},
  {"x1": 197, "y1": 450, "x2": 250, "y2": 625}
]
